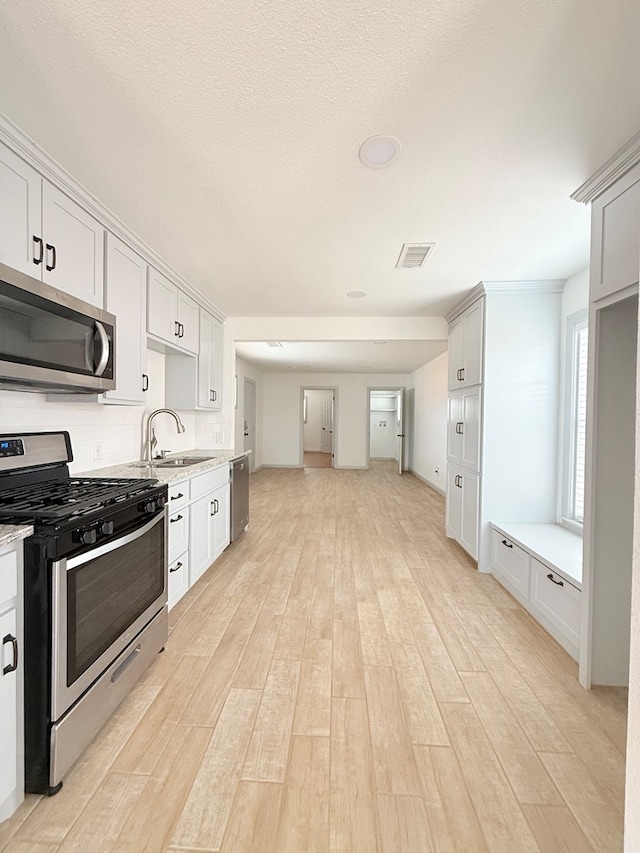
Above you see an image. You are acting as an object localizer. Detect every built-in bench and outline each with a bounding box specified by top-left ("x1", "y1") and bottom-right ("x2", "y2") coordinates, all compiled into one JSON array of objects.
[{"x1": 490, "y1": 522, "x2": 583, "y2": 661}]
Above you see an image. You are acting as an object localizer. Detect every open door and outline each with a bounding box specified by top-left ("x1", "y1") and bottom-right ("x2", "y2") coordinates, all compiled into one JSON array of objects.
[{"x1": 397, "y1": 388, "x2": 405, "y2": 475}]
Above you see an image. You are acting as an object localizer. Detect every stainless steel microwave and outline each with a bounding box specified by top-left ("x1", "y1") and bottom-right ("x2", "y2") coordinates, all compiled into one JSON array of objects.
[{"x1": 0, "y1": 261, "x2": 116, "y2": 393}]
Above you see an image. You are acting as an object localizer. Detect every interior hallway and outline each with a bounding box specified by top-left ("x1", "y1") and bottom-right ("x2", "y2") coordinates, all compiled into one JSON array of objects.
[
  {"x1": 303, "y1": 451, "x2": 333, "y2": 468},
  {"x1": 0, "y1": 462, "x2": 627, "y2": 851}
]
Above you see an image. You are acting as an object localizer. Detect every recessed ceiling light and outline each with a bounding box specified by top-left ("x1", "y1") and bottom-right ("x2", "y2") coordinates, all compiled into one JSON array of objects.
[
  {"x1": 347, "y1": 290, "x2": 367, "y2": 299},
  {"x1": 267, "y1": 341, "x2": 283, "y2": 348},
  {"x1": 359, "y1": 135, "x2": 399, "y2": 169}
]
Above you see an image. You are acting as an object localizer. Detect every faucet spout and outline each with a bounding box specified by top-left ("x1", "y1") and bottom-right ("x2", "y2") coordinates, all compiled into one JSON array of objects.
[{"x1": 144, "y1": 409, "x2": 186, "y2": 462}]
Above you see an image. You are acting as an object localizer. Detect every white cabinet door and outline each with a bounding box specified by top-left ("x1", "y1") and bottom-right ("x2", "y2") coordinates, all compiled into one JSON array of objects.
[
  {"x1": 41, "y1": 182, "x2": 104, "y2": 307},
  {"x1": 168, "y1": 551, "x2": 189, "y2": 609},
  {"x1": 0, "y1": 607, "x2": 18, "y2": 818},
  {"x1": 447, "y1": 314, "x2": 464, "y2": 390},
  {"x1": 447, "y1": 388, "x2": 481, "y2": 472},
  {"x1": 104, "y1": 235, "x2": 147, "y2": 404},
  {"x1": 147, "y1": 267, "x2": 178, "y2": 344},
  {"x1": 197, "y1": 310, "x2": 223, "y2": 409},
  {"x1": 462, "y1": 299, "x2": 484, "y2": 386},
  {"x1": 446, "y1": 464, "x2": 479, "y2": 560},
  {"x1": 0, "y1": 143, "x2": 41, "y2": 277},
  {"x1": 168, "y1": 504, "x2": 189, "y2": 562},
  {"x1": 590, "y1": 163, "x2": 640, "y2": 302},
  {"x1": 188, "y1": 492, "x2": 215, "y2": 586},
  {"x1": 177, "y1": 290, "x2": 199, "y2": 355},
  {"x1": 447, "y1": 299, "x2": 484, "y2": 390},
  {"x1": 212, "y1": 483, "x2": 230, "y2": 560}
]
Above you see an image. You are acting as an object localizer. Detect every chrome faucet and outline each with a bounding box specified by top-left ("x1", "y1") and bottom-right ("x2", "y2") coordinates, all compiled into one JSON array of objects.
[{"x1": 144, "y1": 409, "x2": 186, "y2": 461}]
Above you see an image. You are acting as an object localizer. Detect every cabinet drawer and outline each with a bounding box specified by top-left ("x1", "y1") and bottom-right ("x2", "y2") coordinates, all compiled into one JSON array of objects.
[
  {"x1": 190, "y1": 464, "x2": 229, "y2": 500},
  {"x1": 168, "y1": 551, "x2": 189, "y2": 609},
  {"x1": 530, "y1": 558, "x2": 580, "y2": 651},
  {"x1": 168, "y1": 505, "x2": 190, "y2": 561},
  {"x1": 0, "y1": 548, "x2": 18, "y2": 604},
  {"x1": 491, "y1": 530, "x2": 530, "y2": 598},
  {"x1": 167, "y1": 480, "x2": 190, "y2": 510}
]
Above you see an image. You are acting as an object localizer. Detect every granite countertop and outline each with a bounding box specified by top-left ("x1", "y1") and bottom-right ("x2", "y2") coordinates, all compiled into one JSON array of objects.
[
  {"x1": 80, "y1": 449, "x2": 251, "y2": 484},
  {"x1": 0, "y1": 524, "x2": 34, "y2": 547}
]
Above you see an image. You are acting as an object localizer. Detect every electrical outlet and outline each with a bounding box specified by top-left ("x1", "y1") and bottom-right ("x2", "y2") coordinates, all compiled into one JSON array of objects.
[
  {"x1": 215, "y1": 432, "x2": 223, "y2": 444},
  {"x1": 93, "y1": 441, "x2": 104, "y2": 461}
]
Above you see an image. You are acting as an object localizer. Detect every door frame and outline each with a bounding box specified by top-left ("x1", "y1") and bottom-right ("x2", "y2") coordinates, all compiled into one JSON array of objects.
[
  {"x1": 243, "y1": 377, "x2": 257, "y2": 472},
  {"x1": 299, "y1": 386, "x2": 338, "y2": 468},
  {"x1": 366, "y1": 386, "x2": 406, "y2": 471}
]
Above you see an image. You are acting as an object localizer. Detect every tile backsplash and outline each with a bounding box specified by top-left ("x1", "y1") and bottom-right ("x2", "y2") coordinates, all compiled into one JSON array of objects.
[{"x1": 0, "y1": 349, "x2": 203, "y2": 474}]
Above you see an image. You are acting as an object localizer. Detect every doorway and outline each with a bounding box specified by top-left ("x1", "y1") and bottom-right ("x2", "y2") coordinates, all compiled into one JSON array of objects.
[
  {"x1": 367, "y1": 387, "x2": 406, "y2": 474},
  {"x1": 243, "y1": 378, "x2": 257, "y2": 472},
  {"x1": 301, "y1": 387, "x2": 336, "y2": 468}
]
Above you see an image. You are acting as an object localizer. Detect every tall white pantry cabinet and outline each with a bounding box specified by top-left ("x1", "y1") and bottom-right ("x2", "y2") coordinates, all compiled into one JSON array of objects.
[{"x1": 445, "y1": 281, "x2": 563, "y2": 572}]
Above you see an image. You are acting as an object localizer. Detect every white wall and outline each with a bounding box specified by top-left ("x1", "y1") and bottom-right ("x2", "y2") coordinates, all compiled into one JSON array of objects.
[
  {"x1": 303, "y1": 389, "x2": 332, "y2": 452},
  {"x1": 408, "y1": 352, "x2": 448, "y2": 493},
  {"x1": 262, "y1": 372, "x2": 411, "y2": 468},
  {"x1": 0, "y1": 349, "x2": 197, "y2": 474},
  {"x1": 231, "y1": 356, "x2": 263, "y2": 469}
]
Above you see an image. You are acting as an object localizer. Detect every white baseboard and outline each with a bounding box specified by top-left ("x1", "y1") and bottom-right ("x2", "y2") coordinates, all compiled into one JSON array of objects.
[{"x1": 408, "y1": 468, "x2": 446, "y2": 496}]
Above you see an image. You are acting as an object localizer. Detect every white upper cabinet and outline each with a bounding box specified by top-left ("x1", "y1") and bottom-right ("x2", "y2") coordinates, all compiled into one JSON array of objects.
[
  {"x1": 147, "y1": 267, "x2": 199, "y2": 355},
  {"x1": 165, "y1": 308, "x2": 224, "y2": 411},
  {"x1": 0, "y1": 143, "x2": 40, "y2": 277},
  {"x1": 103, "y1": 234, "x2": 147, "y2": 405},
  {"x1": 197, "y1": 309, "x2": 223, "y2": 409},
  {"x1": 447, "y1": 298, "x2": 484, "y2": 390},
  {"x1": 0, "y1": 143, "x2": 104, "y2": 307},
  {"x1": 590, "y1": 161, "x2": 640, "y2": 302},
  {"x1": 41, "y1": 182, "x2": 104, "y2": 307}
]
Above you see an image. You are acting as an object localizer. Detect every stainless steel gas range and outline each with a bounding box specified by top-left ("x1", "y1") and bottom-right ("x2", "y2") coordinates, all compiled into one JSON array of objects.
[{"x1": 0, "y1": 431, "x2": 168, "y2": 795}]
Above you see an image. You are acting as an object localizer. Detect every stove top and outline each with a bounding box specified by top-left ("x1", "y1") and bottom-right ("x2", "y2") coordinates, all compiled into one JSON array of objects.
[{"x1": 0, "y1": 476, "x2": 160, "y2": 523}]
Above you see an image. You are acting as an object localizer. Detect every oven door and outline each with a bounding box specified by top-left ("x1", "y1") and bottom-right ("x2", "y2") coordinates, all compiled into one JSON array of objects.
[{"x1": 51, "y1": 510, "x2": 167, "y2": 720}]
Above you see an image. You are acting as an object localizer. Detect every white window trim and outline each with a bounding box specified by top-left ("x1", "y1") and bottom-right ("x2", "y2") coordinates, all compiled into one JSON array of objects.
[{"x1": 560, "y1": 308, "x2": 588, "y2": 533}]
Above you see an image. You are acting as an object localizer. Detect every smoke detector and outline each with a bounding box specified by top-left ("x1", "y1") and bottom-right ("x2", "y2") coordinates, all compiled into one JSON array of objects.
[{"x1": 395, "y1": 242, "x2": 436, "y2": 269}]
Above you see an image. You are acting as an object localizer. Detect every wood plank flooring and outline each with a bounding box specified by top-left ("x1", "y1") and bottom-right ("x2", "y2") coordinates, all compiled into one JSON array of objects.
[{"x1": 0, "y1": 463, "x2": 627, "y2": 852}]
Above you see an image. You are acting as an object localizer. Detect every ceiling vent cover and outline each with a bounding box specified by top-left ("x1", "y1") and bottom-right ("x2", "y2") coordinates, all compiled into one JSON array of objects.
[{"x1": 396, "y1": 242, "x2": 436, "y2": 269}]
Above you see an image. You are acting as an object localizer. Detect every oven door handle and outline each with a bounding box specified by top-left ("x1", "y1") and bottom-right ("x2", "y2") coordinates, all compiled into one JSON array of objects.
[{"x1": 65, "y1": 511, "x2": 165, "y2": 570}]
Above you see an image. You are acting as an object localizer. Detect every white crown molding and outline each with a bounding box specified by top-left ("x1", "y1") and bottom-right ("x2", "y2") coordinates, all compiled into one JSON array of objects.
[
  {"x1": 0, "y1": 112, "x2": 226, "y2": 322},
  {"x1": 571, "y1": 130, "x2": 640, "y2": 204},
  {"x1": 445, "y1": 279, "x2": 565, "y2": 322}
]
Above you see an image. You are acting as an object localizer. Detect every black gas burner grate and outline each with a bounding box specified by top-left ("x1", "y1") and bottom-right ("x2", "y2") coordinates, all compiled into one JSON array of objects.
[{"x1": 0, "y1": 477, "x2": 158, "y2": 521}]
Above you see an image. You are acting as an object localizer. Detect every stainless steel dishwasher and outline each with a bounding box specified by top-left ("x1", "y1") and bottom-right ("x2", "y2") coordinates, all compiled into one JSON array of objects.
[{"x1": 230, "y1": 455, "x2": 250, "y2": 541}]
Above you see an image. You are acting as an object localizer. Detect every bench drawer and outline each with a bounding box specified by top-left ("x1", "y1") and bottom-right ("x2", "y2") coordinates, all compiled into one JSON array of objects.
[
  {"x1": 530, "y1": 558, "x2": 580, "y2": 651},
  {"x1": 491, "y1": 529, "x2": 530, "y2": 598}
]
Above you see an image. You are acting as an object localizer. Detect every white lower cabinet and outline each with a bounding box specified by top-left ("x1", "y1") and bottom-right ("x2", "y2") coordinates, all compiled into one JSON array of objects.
[
  {"x1": 490, "y1": 524, "x2": 581, "y2": 660},
  {"x1": 491, "y1": 530, "x2": 530, "y2": 599},
  {"x1": 165, "y1": 463, "x2": 231, "y2": 600},
  {"x1": 529, "y1": 558, "x2": 581, "y2": 658},
  {"x1": 168, "y1": 551, "x2": 189, "y2": 609},
  {"x1": 0, "y1": 543, "x2": 23, "y2": 823},
  {"x1": 446, "y1": 465, "x2": 479, "y2": 559}
]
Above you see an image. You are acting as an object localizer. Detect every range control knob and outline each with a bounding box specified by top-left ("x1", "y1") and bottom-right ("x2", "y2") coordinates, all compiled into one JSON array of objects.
[
  {"x1": 80, "y1": 528, "x2": 97, "y2": 546},
  {"x1": 100, "y1": 520, "x2": 115, "y2": 536},
  {"x1": 142, "y1": 498, "x2": 158, "y2": 514}
]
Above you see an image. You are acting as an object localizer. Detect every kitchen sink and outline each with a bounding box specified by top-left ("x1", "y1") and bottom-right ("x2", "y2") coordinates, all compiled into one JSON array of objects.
[{"x1": 134, "y1": 456, "x2": 217, "y2": 469}]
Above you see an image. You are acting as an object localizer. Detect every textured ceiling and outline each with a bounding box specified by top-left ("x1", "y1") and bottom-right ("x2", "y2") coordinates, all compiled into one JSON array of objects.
[
  {"x1": 1, "y1": 0, "x2": 640, "y2": 319},
  {"x1": 236, "y1": 340, "x2": 448, "y2": 373}
]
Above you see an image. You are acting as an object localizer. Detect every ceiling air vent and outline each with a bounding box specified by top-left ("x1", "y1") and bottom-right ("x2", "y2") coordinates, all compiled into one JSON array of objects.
[{"x1": 395, "y1": 242, "x2": 436, "y2": 269}]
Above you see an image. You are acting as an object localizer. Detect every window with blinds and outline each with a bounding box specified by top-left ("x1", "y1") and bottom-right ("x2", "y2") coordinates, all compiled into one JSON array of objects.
[{"x1": 562, "y1": 311, "x2": 588, "y2": 528}]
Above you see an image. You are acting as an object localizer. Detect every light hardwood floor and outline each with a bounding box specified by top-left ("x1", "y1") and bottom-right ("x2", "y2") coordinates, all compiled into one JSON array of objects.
[{"x1": 0, "y1": 463, "x2": 627, "y2": 852}]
